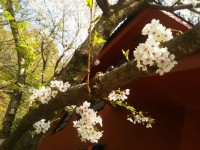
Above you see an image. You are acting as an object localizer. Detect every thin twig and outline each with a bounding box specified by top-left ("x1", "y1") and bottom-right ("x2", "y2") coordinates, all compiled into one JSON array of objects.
[{"x1": 87, "y1": 7, "x2": 93, "y2": 98}]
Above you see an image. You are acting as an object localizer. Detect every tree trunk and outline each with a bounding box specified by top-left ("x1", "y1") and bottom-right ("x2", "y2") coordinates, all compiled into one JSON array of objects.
[{"x1": 1, "y1": 0, "x2": 26, "y2": 139}]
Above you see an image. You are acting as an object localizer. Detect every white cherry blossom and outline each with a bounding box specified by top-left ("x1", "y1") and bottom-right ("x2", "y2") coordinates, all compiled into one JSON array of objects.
[
  {"x1": 94, "y1": 59, "x2": 100, "y2": 66},
  {"x1": 108, "y1": 89, "x2": 130, "y2": 101},
  {"x1": 9, "y1": 108, "x2": 15, "y2": 115},
  {"x1": 134, "y1": 19, "x2": 177, "y2": 76},
  {"x1": 0, "y1": 139, "x2": 4, "y2": 145},
  {"x1": 73, "y1": 101, "x2": 103, "y2": 143},
  {"x1": 146, "y1": 124, "x2": 152, "y2": 128},
  {"x1": 127, "y1": 117, "x2": 133, "y2": 123},
  {"x1": 29, "y1": 80, "x2": 71, "y2": 105},
  {"x1": 51, "y1": 90, "x2": 58, "y2": 98},
  {"x1": 33, "y1": 119, "x2": 50, "y2": 134},
  {"x1": 182, "y1": 0, "x2": 197, "y2": 7},
  {"x1": 0, "y1": 5, "x2": 3, "y2": 14}
]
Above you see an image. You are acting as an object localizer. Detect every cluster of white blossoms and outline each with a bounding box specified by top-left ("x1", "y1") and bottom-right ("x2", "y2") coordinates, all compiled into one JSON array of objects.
[
  {"x1": 73, "y1": 101, "x2": 103, "y2": 143},
  {"x1": 167, "y1": 0, "x2": 198, "y2": 7},
  {"x1": 9, "y1": 108, "x2": 15, "y2": 115},
  {"x1": 108, "y1": 89, "x2": 154, "y2": 128},
  {"x1": 108, "y1": 89, "x2": 130, "y2": 101},
  {"x1": 127, "y1": 115, "x2": 152, "y2": 128},
  {"x1": 29, "y1": 80, "x2": 70, "y2": 105},
  {"x1": 0, "y1": 5, "x2": 3, "y2": 13},
  {"x1": 0, "y1": 139, "x2": 4, "y2": 145},
  {"x1": 29, "y1": 86, "x2": 56, "y2": 104},
  {"x1": 94, "y1": 59, "x2": 100, "y2": 66},
  {"x1": 134, "y1": 19, "x2": 178, "y2": 76},
  {"x1": 50, "y1": 80, "x2": 71, "y2": 92},
  {"x1": 33, "y1": 119, "x2": 50, "y2": 134},
  {"x1": 180, "y1": 0, "x2": 197, "y2": 7}
]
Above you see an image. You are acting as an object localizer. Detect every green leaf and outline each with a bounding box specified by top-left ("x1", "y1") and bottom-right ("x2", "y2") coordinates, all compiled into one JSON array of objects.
[
  {"x1": 85, "y1": 0, "x2": 93, "y2": 9},
  {"x1": 148, "y1": 118, "x2": 155, "y2": 124},
  {"x1": 92, "y1": 30, "x2": 98, "y2": 45},
  {"x1": 3, "y1": 11, "x2": 14, "y2": 21},
  {"x1": 122, "y1": 49, "x2": 129, "y2": 61},
  {"x1": 92, "y1": 15, "x2": 101, "y2": 23},
  {"x1": 92, "y1": 30, "x2": 106, "y2": 45},
  {"x1": 29, "y1": 131, "x2": 35, "y2": 138},
  {"x1": 13, "y1": 0, "x2": 19, "y2": 12},
  {"x1": 96, "y1": 38, "x2": 106, "y2": 44},
  {"x1": 18, "y1": 43, "x2": 28, "y2": 49},
  {"x1": 37, "y1": 83, "x2": 43, "y2": 89},
  {"x1": 23, "y1": 21, "x2": 31, "y2": 27},
  {"x1": 18, "y1": 83, "x2": 24, "y2": 88}
]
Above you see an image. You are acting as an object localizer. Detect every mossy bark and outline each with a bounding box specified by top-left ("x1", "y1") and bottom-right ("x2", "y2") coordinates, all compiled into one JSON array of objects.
[{"x1": 1, "y1": 0, "x2": 26, "y2": 140}]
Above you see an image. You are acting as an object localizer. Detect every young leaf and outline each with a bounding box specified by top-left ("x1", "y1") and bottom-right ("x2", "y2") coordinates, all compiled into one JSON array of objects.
[
  {"x1": 92, "y1": 30, "x2": 98, "y2": 45},
  {"x1": 92, "y1": 30, "x2": 106, "y2": 45},
  {"x1": 92, "y1": 15, "x2": 101, "y2": 23},
  {"x1": 3, "y1": 11, "x2": 14, "y2": 20},
  {"x1": 13, "y1": 0, "x2": 19, "y2": 12},
  {"x1": 85, "y1": 0, "x2": 93, "y2": 9},
  {"x1": 96, "y1": 38, "x2": 106, "y2": 44},
  {"x1": 122, "y1": 49, "x2": 130, "y2": 61}
]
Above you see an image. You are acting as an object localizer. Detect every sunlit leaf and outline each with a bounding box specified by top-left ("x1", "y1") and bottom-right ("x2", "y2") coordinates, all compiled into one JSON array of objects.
[
  {"x1": 92, "y1": 30, "x2": 106, "y2": 45},
  {"x1": 96, "y1": 38, "x2": 106, "y2": 44},
  {"x1": 85, "y1": 0, "x2": 93, "y2": 9},
  {"x1": 92, "y1": 15, "x2": 101, "y2": 23},
  {"x1": 122, "y1": 49, "x2": 129, "y2": 61},
  {"x1": 3, "y1": 11, "x2": 14, "y2": 20}
]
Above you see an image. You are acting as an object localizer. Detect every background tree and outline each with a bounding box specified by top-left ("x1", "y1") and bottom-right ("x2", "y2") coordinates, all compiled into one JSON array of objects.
[{"x1": 0, "y1": 0, "x2": 200, "y2": 149}]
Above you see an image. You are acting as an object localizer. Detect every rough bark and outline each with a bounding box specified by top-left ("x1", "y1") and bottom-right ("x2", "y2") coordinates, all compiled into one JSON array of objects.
[
  {"x1": 165, "y1": 22, "x2": 200, "y2": 59},
  {"x1": 96, "y1": 0, "x2": 110, "y2": 15},
  {"x1": 1, "y1": 0, "x2": 26, "y2": 139},
  {"x1": 148, "y1": 3, "x2": 200, "y2": 11}
]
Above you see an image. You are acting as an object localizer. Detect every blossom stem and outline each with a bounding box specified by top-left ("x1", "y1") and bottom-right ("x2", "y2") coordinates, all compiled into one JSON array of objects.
[{"x1": 87, "y1": 6, "x2": 93, "y2": 98}]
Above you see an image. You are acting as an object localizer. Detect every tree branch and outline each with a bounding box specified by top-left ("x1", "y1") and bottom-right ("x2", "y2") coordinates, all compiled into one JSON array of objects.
[
  {"x1": 1, "y1": 0, "x2": 26, "y2": 140},
  {"x1": 96, "y1": 0, "x2": 110, "y2": 16},
  {"x1": 117, "y1": 0, "x2": 126, "y2": 5},
  {"x1": 189, "y1": 7, "x2": 200, "y2": 14},
  {"x1": 148, "y1": 3, "x2": 200, "y2": 12}
]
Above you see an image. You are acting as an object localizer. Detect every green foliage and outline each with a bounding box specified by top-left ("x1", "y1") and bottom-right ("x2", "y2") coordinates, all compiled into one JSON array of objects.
[
  {"x1": 92, "y1": 30, "x2": 106, "y2": 46},
  {"x1": 12, "y1": 0, "x2": 19, "y2": 12},
  {"x1": 29, "y1": 130, "x2": 36, "y2": 138},
  {"x1": 85, "y1": 0, "x2": 93, "y2": 9},
  {"x1": 0, "y1": 10, "x2": 59, "y2": 127},
  {"x1": 3, "y1": 11, "x2": 14, "y2": 20},
  {"x1": 92, "y1": 15, "x2": 101, "y2": 23},
  {"x1": 0, "y1": 92, "x2": 10, "y2": 128},
  {"x1": 0, "y1": 27, "x2": 17, "y2": 84},
  {"x1": 115, "y1": 100, "x2": 135, "y2": 112},
  {"x1": 122, "y1": 49, "x2": 130, "y2": 61}
]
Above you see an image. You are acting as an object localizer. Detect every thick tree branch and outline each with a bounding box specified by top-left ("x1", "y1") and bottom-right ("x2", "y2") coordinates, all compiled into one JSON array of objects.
[
  {"x1": 164, "y1": 22, "x2": 200, "y2": 59},
  {"x1": 148, "y1": 3, "x2": 200, "y2": 12},
  {"x1": 189, "y1": 8, "x2": 200, "y2": 14},
  {"x1": 96, "y1": 0, "x2": 110, "y2": 16},
  {"x1": 56, "y1": 0, "x2": 150, "y2": 84},
  {"x1": 117, "y1": 0, "x2": 126, "y2": 5}
]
